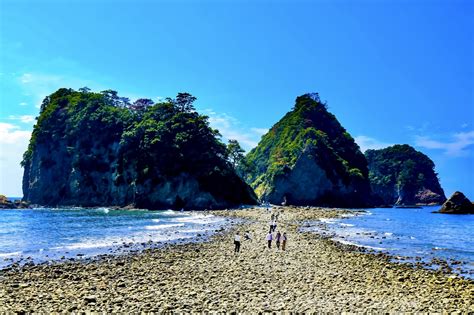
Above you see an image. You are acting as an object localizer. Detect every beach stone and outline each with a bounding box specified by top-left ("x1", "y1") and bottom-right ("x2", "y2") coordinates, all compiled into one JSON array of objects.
[{"x1": 84, "y1": 295, "x2": 97, "y2": 303}]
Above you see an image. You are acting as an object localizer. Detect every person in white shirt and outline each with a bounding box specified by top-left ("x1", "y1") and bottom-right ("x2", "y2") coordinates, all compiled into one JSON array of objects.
[
  {"x1": 266, "y1": 231, "x2": 273, "y2": 249},
  {"x1": 234, "y1": 232, "x2": 241, "y2": 253},
  {"x1": 272, "y1": 220, "x2": 277, "y2": 232},
  {"x1": 244, "y1": 231, "x2": 251, "y2": 240}
]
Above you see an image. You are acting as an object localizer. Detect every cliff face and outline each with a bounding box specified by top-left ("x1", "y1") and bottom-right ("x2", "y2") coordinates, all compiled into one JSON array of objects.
[
  {"x1": 22, "y1": 88, "x2": 257, "y2": 209},
  {"x1": 243, "y1": 93, "x2": 371, "y2": 207},
  {"x1": 365, "y1": 145, "x2": 446, "y2": 205}
]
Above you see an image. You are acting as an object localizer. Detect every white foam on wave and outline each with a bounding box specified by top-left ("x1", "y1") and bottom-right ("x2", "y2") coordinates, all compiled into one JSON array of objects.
[
  {"x1": 174, "y1": 215, "x2": 223, "y2": 225},
  {"x1": 60, "y1": 240, "x2": 115, "y2": 250},
  {"x1": 335, "y1": 238, "x2": 386, "y2": 251},
  {"x1": 384, "y1": 232, "x2": 393, "y2": 236},
  {"x1": 340, "y1": 223, "x2": 354, "y2": 227},
  {"x1": 0, "y1": 251, "x2": 22, "y2": 258},
  {"x1": 145, "y1": 223, "x2": 185, "y2": 230},
  {"x1": 151, "y1": 219, "x2": 161, "y2": 223},
  {"x1": 161, "y1": 210, "x2": 177, "y2": 216},
  {"x1": 319, "y1": 218, "x2": 338, "y2": 224}
]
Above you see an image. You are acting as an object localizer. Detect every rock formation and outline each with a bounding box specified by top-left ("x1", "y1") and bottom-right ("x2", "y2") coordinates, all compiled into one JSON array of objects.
[
  {"x1": 0, "y1": 195, "x2": 29, "y2": 209},
  {"x1": 242, "y1": 93, "x2": 371, "y2": 207},
  {"x1": 438, "y1": 191, "x2": 474, "y2": 214},
  {"x1": 365, "y1": 145, "x2": 446, "y2": 206},
  {"x1": 22, "y1": 88, "x2": 257, "y2": 209}
]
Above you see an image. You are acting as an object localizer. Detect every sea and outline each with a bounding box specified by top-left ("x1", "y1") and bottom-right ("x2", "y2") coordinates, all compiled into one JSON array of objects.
[
  {"x1": 0, "y1": 206, "x2": 234, "y2": 269},
  {"x1": 301, "y1": 206, "x2": 474, "y2": 279}
]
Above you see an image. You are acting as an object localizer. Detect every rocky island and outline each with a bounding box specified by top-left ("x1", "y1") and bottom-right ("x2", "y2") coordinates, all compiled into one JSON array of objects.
[
  {"x1": 438, "y1": 191, "x2": 474, "y2": 214},
  {"x1": 0, "y1": 195, "x2": 29, "y2": 209},
  {"x1": 21, "y1": 88, "x2": 257, "y2": 209},
  {"x1": 365, "y1": 145, "x2": 446, "y2": 206},
  {"x1": 242, "y1": 93, "x2": 371, "y2": 207}
]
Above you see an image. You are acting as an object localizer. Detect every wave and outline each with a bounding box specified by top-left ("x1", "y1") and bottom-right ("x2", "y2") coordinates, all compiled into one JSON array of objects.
[
  {"x1": 0, "y1": 251, "x2": 22, "y2": 258},
  {"x1": 174, "y1": 215, "x2": 223, "y2": 225},
  {"x1": 335, "y1": 239, "x2": 386, "y2": 251},
  {"x1": 145, "y1": 223, "x2": 185, "y2": 230},
  {"x1": 340, "y1": 223, "x2": 354, "y2": 227},
  {"x1": 319, "y1": 218, "x2": 338, "y2": 224}
]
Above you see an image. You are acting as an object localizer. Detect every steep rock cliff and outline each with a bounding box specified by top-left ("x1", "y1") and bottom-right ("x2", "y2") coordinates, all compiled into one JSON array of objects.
[
  {"x1": 22, "y1": 88, "x2": 257, "y2": 209},
  {"x1": 365, "y1": 144, "x2": 446, "y2": 205},
  {"x1": 243, "y1": 93, "x2": 371, "y2": 207}
]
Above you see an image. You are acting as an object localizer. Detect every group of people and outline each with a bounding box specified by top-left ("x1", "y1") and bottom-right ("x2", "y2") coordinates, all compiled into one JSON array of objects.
[
  {"x1": 266, "y1": 230, "x2": 287, "y2": 250},
  {"x1": 266, "y1": 211, "x2": 286, "y2": 250},
  {"x1": 233, "y1": 209, "x2": 288, "y2": 253}
]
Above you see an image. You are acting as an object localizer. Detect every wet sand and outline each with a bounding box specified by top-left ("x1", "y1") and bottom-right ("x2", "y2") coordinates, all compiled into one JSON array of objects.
[{"x1": 0, "y1": 206, "x2": 473, "y2": 312}]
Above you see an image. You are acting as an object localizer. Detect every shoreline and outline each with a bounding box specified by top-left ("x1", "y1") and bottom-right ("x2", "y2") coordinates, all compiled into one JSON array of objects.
[{"x1": 1, "y1": 206, "x2": 473, "y2": 312}]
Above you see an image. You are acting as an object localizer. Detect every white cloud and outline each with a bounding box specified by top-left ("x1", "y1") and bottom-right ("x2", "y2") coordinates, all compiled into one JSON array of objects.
[
  {"x1": 250, "y1": 127, "x2": 269, "y2": 136},
  {"x1": 204, "y1": 110, "x2": 266, "y2": 151},
  {"x1": 20, "y1": 73, "x2": 34, "y2": 84},
  {"x1": 354, "y1": 135, "x2": 393, "y2": 152},
  {"x1": 19, "y1": 102, "x2": 28, "y2": 106},
  {"x1": 17, "y1": 72, "x2": 98, "y2": 109},
  {"x1": 0, "y1": 123, "x2": 32, "y2": 197},
  {"x1": 18, "y1": 72, "x2": 65, "y2": 108},
  {"x1": 8, "y1": 115, "x2": 36, "y2": 124},
  {"x1": 415, "y1": 130, "x2": 474, "y2": 157}
]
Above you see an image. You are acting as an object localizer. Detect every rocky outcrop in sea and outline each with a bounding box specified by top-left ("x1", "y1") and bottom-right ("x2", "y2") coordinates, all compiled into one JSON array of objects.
[
  {"x1": 21, "y1": 88, "x2": 257, "y2": 209},
  {"x1": 438, "y1": 191, "x2": 474, "y2": 214},
  {"x1": 0, "y1": 195, "x2": 29, "y2": 209},
  {"x1": 365, "y1": 144, "x2": 446, "y2": 206},
  {"x1": 242, "y1": 93, "x2": 371, "y2": 207}
]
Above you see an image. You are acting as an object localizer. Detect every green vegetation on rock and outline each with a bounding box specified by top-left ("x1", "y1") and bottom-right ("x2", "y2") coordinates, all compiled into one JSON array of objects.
[
  {"x1": 365, "y1": 144, "x2": 446, "y2": 205},
  {"x1": 22, "y1": 88, "x2": 257, "y2": 209},
  {"x1": 242, "y1": 93, "x2": 371, "y2": 207}
]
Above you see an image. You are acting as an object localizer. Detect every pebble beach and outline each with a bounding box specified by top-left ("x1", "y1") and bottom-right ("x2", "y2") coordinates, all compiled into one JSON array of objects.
[{"x1": 1, "y1": 206, "x2": 473, "y2": 312}]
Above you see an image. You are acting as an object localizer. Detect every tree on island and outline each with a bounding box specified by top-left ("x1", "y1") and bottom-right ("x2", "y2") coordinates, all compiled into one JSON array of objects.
[
  {"x1": 78, "y1": 86, "x2": 91, "y2": 93},
  {"x1": 131, "y1": 98, "x2": 154, "y2": 113},
  {"x1": 171, "y1": 92, "x2": 197, "y2": 113},
  {"x1": 227, "y1": 139, "x2": 246, "y2": 176}
]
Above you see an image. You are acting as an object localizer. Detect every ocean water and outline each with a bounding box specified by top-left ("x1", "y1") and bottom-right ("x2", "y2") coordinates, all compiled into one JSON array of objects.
[
  {"x1": 0, "y1": 208, "x2": 233, "y2": 269},
  {"x1": 302, "y1": 207, "x2": 474, "y2": 278}
]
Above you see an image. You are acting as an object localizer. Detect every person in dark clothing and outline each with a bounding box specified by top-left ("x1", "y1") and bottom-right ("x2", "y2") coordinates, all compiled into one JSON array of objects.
[{"x1": 275, "y1": 231, "x2": 281, "y2": 249}]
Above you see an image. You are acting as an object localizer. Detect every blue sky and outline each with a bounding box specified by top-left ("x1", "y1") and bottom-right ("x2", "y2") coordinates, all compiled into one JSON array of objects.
[{"x1": 0, "y1": 0, "x2": 473, "y2": 199}]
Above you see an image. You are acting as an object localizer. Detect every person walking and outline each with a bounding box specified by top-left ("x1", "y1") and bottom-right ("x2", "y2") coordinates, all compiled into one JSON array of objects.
[
  {"x1": 266, "y1": 231, "x2": 273, "y2": 249},
  {"x1": 275, "y1": 231, "x2": 281, "y2": 249},
  {"x1": 269, "y1": 219, "x2": 274, "y2": 232},
  {"x1": 282, "y1": 232, "x2": 287, "y2": 251},
  {"x1": 234, "y1": 231, "x2": 241, "y2": 254},
  {"x1": 272, "y1": 220, "x2": 277, "y2": 232}
]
